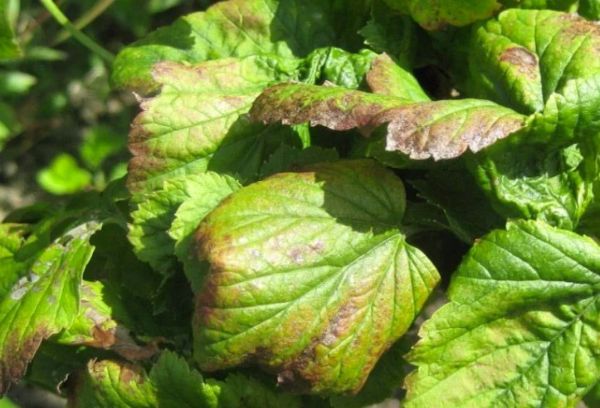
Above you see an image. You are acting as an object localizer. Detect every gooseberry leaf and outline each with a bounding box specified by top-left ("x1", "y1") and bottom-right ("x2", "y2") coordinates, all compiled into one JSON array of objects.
[
  {"x1": 383, "y1": 0, "x2": 500, "y2": 30},
  {"x1": 126, "y1": 57, "x2": 298, "y2": 197},
  {"x1": 69, "y1": 351, "x2": 302, "y2": 407},
  {"x1": 472, "y1": 142, "x2": 597, "y2": 230},
  {"x1": 466, "y1": 9, "x2": 600, "y2": 143},
  {"x1": 367, "y1": 54, "x2": 430, "y2": 101},
  {"x1": 129, "y1": 172, "x2": 241, "y2": 277},
  {"x1": 193, "y1": 160, "x2": 440, "y2": 394},
  {"x1": 0, "y1": 221, "x2": 101, "y2": 393},
  {"x1": 405, "y1": 220, "x2": 600, "y2": 408},
  {"x1": 0, "y1": 224, "x2": 30, "y2": 299},
  {"x1": 250, "y1": 83, "x2": 525, "y2": 160},
  {"x1": 54, "y1": 281, "x2": 157, "y2": 361},
  {"x1": 112, "y1": 0, "x2": 370, "y2": 93}
]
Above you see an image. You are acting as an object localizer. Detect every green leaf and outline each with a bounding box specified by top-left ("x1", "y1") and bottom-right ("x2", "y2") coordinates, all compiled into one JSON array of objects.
[
  {"x1": 126, "y1": 57, "x2": 297, "y2": 196},
  {"x1": 465, "y1": 10, "x2": 600, "y2": 143},
  {"x1": 168, "y1": 172, "x2": 242, "y2": 290},
  {"x1": 0, "y1": 397, "x2": 16, "y2": 408},
  {"x1": 80, "y1": 125, "x2": 126, "y2": 170},
  {"x1": 112, "y1": 0, "x2": 370, "y2": 93},
  {"x1": 366, "y1": 53, "x2": 429, "y2": 101},
  {"x1": 129, "y1": 172, "x2": 241, "y2": 276},
  {"x1": 0, "y1": 71, "x2": 36, "y2": 96},
  {"x1": 193, "y1": 160, "x2": 439, "y2": 394},
  {"x1": 383, "y1": 0, "x2": 500, "y2": 30},
  {"x1": 302, "y1": 47, "x2": 377, "y2": 89},
  {"x1": 69, "y1": 351, "x2": 302, "y2": 407},
  {"x1": 579, "y1": 181, "x2": 600, "y2": 238},
  {"x1": 36, "y1": 154, "x2": 93, "y2": 195},
  {"x1": 0, "y1": 0, "x2": 20, "y2": 61},
  {"x1": 0, "y1": 221, "x2": 101, "y2": 393},
  {"x1": 250, "y1": 83, "x2": 525, "y2": 160},
  {"x1": 0, "y1": 223, "x2": 29, "y2": 299},
  {"x1": 472, "y1": 142, "x2": 596, "y2": 230},
  {"x1": 405, "y1": 220, "x2": 600, "y2": 408}
]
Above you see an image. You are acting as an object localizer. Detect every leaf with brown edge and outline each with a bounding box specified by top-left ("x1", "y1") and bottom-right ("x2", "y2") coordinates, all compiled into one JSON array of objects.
[
  {"x1": 127, "y1": 56, "x2": 298, "y2": 197},
  {"x1": 192, "y1": 160, "x2": 439, "y2": 394},
  {"x1": 69, "y1": 352, "x2": 302, "y2": 407},
  {"x1": 111, "y1": 0, "x2": 371, "y2": 93},
  {"x1": 250, "y1": 83, "x2": 525, "y2": 160},
  {"x1": 0, "y1": 221, "x2": 100, "y2": 394},
  {"x1": 54, "y1": 281, "x2": 158, "y2": 361}
]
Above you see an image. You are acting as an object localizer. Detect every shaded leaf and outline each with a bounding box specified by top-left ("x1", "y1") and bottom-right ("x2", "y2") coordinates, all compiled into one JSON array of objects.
[
  {"x1": 359, "y1": 1, "x2": 422, "y2": 67},
  {"x1": 405, "y1": 220, "x2": 600, "y2": 408},
  {"x1": 129, "y1": 172, "x2": 240, "y2": 276},
  {"x1": 411, "y1": 167, "x2": 505, "y2": 242},
  {"x1": 260, "y1": 144, "x2": 340, "y2": 177},
  {"x1": 579, "y1": 0, "x2": 600, "y2": 19},
  {"x1": 54, "y1": 281, "x2": 157, "y2": 361},
  {"x1": 302, "y1": 47, "x2": 377, "y2": 89},
  {"x1": 0, "y1": 224, "x2": 29, "y2": 299},
  {"x1": 193, "y1": 160, "x2": 439, "y2": 394},
  {"x1": 584, "y1": 382, "x2": 600, "y2": 407}
]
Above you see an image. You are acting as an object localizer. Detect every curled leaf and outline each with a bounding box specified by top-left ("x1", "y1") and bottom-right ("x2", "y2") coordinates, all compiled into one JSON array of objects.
[{"x1": 250, "y1": 83, "x2": 525, "y2": 160}]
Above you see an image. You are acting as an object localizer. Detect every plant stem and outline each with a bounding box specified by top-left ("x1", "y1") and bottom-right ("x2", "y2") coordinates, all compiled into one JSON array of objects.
[
  {"x1": 53, "y1": 0, "x2": 115, "y2": 45},
  {"x1": 39, "y1": 0, "x2": 114, "y2": 63}
]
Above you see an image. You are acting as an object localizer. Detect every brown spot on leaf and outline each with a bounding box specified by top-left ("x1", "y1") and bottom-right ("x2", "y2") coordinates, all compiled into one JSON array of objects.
[{"x1": 499, "y1": 47, "x2": 539, "y2": 78}]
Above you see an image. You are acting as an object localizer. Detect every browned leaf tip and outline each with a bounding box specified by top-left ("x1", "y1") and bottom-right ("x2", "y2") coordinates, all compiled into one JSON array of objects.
[
  {"x1": 375, "y1": 102, "x2": 525, "y2": 160},
  {"x1": 0, "y1": 328, "x2": 50, "y2": 395}
]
